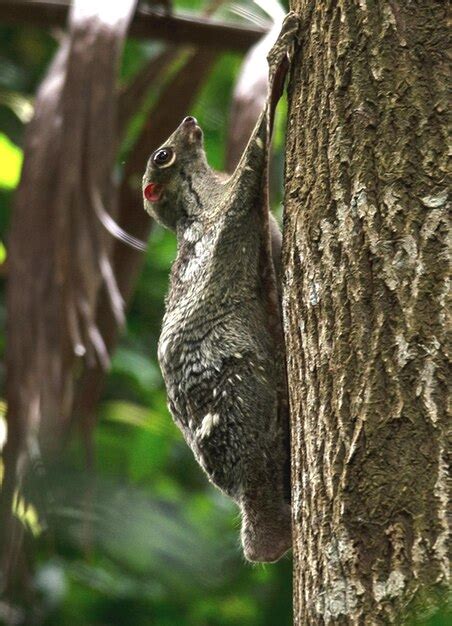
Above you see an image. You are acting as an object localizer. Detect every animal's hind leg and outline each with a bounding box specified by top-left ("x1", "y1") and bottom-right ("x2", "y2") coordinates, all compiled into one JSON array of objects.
[{"x1": 191, "y1": 359, "x2": 292, "y2": 563}]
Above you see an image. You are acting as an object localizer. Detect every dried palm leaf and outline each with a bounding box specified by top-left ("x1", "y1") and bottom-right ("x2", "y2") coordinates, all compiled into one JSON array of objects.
[{"x1": 1, "y1": 0, "x2": 138, "y2": 588}]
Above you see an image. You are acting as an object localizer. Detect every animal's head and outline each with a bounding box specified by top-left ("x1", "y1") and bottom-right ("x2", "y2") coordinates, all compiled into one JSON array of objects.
[{"x1": 143, "y1": 116, "x2": 210, "y2": 230}]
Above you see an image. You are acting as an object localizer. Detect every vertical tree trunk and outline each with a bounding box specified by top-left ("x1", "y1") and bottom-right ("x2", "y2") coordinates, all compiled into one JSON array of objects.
[{"x1": 284, "y1": 2, "x2": 449, "y2": 623}]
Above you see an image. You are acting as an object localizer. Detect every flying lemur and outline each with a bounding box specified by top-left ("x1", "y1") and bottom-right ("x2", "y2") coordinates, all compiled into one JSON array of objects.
[{"x1": 142, "y1": 13, "x2": 299, "y2": 562}]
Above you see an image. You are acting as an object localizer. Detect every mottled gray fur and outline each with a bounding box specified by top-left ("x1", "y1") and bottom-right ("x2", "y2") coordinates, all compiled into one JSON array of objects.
[{"x1": 142, "y1": 14, "x2": 299, "y2": 562}]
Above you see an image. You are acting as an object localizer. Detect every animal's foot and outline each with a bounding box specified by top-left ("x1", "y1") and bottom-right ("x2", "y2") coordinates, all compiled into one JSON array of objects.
[
  {"x1": 241, "y1": 502, "x2": 292, "y2": 563},
  {"x1": 267, "y1": 11, "x2": 300, "y2": 76}
]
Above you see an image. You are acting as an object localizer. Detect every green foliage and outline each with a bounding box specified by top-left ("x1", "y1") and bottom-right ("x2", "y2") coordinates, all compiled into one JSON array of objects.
[
  {"x1": 0, "y1": 5, "x2": 292, "y2": 626},
  {"x1": 404, "y1": 591, "x2": 452, "y2": 626},
  {"x1": 0, "y1": 132, "x2": 23, "y2": 189}
]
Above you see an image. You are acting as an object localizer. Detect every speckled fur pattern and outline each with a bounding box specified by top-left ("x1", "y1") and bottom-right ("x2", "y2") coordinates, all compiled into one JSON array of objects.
[{"x1": 143, "y1": 13, "x2": 299, "y2": 562}]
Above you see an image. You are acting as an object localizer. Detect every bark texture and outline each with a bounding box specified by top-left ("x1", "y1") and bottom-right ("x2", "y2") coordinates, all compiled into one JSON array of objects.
[{"x1": 283, "y1": 1, "x2": 449, "y2": 624}]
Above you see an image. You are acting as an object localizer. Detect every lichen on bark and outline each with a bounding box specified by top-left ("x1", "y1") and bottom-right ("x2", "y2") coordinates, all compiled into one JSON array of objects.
[{"x1": 283, "y1": 1, "x2": 449, "y2": 623}]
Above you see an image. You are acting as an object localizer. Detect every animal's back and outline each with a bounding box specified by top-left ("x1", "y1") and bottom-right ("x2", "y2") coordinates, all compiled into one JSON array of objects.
[
  {"x1": 143, "y1": 110, "x2": 293, "y2": 562},
  {"x1": 159, "y1": 253, "x2": 279, "y2": 467}
]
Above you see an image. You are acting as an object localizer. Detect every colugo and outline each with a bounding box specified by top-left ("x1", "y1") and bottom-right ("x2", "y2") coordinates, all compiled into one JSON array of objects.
[{"x1": 143, "y1": 13, "x2": 299, "y2": 562}]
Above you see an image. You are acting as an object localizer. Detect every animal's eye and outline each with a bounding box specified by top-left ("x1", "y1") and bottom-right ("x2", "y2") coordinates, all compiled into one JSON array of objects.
[{"x1": 152, "y1": 147, "x2": 175, "y2": 168}]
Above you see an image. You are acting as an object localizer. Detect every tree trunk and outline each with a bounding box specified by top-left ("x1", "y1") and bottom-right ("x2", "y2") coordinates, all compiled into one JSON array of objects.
[{"x1": 284, "y1": 2, "x2": 449, "y2": 624}]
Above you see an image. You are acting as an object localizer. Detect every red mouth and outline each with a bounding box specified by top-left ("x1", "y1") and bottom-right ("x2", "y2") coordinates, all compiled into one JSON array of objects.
[{"x1": 144, "y1": 182, "x2": 164, "y2": 203}]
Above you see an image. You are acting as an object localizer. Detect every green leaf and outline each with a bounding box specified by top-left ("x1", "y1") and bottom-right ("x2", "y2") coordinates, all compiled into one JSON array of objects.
[
  {"x1": 100, "y1": 400, "x2": 171, "y2": 435},
  {"x1": 0, "y1": 132, "x2": 23, "y2": 189},
  {"x1": 111, "y1": 347, "x2": 161, "y2": 392},
  {"x1": 128, "y1": 429, "x2": 170, "y2": 482},
  {"x1": 0, "y1": 241, "x2": 7, "y2": 264}
]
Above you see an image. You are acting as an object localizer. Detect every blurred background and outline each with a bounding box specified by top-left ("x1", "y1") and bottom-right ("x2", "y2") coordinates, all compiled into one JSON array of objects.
[{"x1": 0, "y1": 1, "x2": 292, "y2": 624}]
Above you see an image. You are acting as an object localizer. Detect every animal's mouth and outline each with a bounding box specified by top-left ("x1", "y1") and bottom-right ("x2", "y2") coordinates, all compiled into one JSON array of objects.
[{"x1": 144, "y1": 182, "x2": 164, "y2": 203}]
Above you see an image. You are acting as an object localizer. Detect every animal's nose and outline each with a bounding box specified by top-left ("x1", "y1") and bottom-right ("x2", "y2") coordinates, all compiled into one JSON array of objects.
[{"x1": 183, "y1": 116, "x2": 197, "y2": 125}]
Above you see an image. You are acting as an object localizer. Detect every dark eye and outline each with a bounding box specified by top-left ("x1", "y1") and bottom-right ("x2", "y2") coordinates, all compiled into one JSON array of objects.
[{"x1": 152, "y1": 147, "x2": 175, "y2": 168}]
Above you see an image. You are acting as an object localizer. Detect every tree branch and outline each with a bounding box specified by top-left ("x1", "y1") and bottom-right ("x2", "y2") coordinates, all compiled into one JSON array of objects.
[{"x1": 0, "y1": 0, "x2": 266, "y2": 51}]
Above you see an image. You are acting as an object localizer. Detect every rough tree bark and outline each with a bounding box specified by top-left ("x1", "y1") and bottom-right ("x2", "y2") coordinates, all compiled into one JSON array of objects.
[{"x1": 283, "y1": 1, "x2": 449, "y2": 624}]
